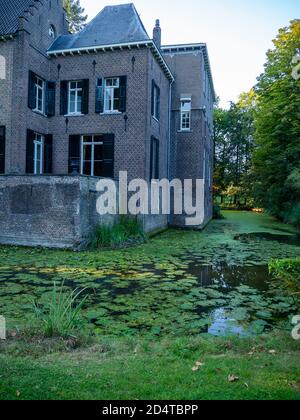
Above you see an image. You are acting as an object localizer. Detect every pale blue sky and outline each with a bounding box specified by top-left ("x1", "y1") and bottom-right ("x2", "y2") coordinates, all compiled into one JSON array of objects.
[{"x1": 81, "y1": 0, "x2": 299, "y2": 107}]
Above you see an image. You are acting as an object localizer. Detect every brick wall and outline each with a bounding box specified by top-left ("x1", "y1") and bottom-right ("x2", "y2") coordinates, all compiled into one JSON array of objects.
[
  {"x1": 163, "y1": 49, "x2": 213, "y2": 227},
  {"x1": 0, "y1": 40, "x2": 14, "y2": 172}
]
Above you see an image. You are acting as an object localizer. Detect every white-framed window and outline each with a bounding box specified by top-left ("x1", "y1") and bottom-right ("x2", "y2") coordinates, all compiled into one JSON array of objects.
[
  {"x1": 34, "y1": 133, "x2": 44, "y2": 175},
  {"x1": 104, "y1": 77, "x2": 120, "y2": 113},
  {"x1": 68, "y1": 81, "x2": 83, "y2": 115},
  {"x1": 80, "y1": 135, "x2": 104, "y2": 177},
  {"x1": 180, "y1": 99, "x2": 191, "y2": 131},
  {"x1": 34, "y1": 76, "x2": 45, "y2": 114},
  {"x1": 152, "y1": 82, "x2": 160, "y2": 121}
]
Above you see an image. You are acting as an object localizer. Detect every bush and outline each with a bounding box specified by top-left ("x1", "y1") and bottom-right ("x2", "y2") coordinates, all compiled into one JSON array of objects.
[
  {"x1": 213, "y1": 204, "x2": 224, "y2": 219},
  {"x1": 32, "y1": 282, "x2": 87, "y2": 338},
  {"x1": 282, "y1": 203, "x2": 300, "y2": 228},
  {"x1": 87, "y1": 216, "x2": 146, "y2": 249},
  {"x1": 269, "y1": 258, "x2": 300, "y2": 297}
]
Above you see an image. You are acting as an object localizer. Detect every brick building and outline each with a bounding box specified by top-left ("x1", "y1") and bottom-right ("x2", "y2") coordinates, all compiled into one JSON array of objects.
[{"x1": 0, "y1": 1, "x2": 215, "y2": 248}]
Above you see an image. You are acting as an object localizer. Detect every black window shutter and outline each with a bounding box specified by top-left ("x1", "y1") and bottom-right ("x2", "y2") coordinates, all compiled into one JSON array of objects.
[
  {"x1": 150, "y1": 137, "x2": 159, "y2": 180},
  {"x1": 26, "y1": 129, "x2": 35, "y2": 174},
  {"x1": 68, "y1": 135, "x2": 81, "y2": 174},
  {"x1": 44, "y1": 134, "x2": 53, "y2": 174},
  {"x1": 151, "y1": 80, "x2": 155, "y2": 116},
  {"x1": 82, "y1": 79, "x2": 89, "y2": 114},
  {"x1": 156, "y1": 86, "x2": 161, "y2": 120},
  {"x1": 60, "y1": 81, "x2": 68, "y2": 115},
  {"x1": 28, "y1": 71, "x2": 36, "y2": 109},
  {"x1": 102, "y1": 134, "x2": 114, "y2": 178},
  {"x1": 95, "y1": 78, "x2": 104, "y2": 113},
  {"x1": 119, "y1": 76, "x2": 127, "y2": 113},
  {"x1": 45, "y1": 81, "x2": 56, "y2": 117},
  {"x1": 0, "y1": 126, "x2": 5, "y2": 174}
]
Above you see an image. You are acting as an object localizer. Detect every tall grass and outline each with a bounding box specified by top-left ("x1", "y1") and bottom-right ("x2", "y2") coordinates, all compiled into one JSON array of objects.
[
  {"x1": 87, "y1": 216, "x2": 145, "y2": 249},
  {"x1": 32, "y1": 282, "x2": 87, "y2": 338}
]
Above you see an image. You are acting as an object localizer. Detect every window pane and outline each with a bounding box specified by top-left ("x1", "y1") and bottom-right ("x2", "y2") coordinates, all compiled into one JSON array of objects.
[
  {"x1": 94, "y1": 135, "x2": 103, "y2": 143},
  {"x1": 113, "y1": 97, "x2": 120, "y2": 111},
  {"x1": 83, "y1": 144, "x2": 92, "y2": 160},
  {"x1": 112, "y1": 78, "x2": 119, "y2": 87},
  {"x1": 105, "y1": 88, "x2": 113, "y2": 111},
  {"x1": 181, "y1": 101, "x2": 191, "y2": 112},
  {"x1": 94, "y1": 144, "x2": 103, "y2": 160},
  {"x1": 77, "y1": 90, "x2": 82, "y2": 113},
  {"x1": 94, "y1": 161, "x2": 103, "y2": 177},
  {"x1": 83, "y1": 136, "x2": 93, "y2": 143},
  {"x1": 82, "y1": 161, "x2": 91, "y2": 176}
]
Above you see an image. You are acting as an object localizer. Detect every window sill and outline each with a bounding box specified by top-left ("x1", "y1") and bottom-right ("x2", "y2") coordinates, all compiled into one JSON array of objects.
[
  {"x1": 100, "y1": 111, "x2": 122, "y2": 116},
  {"x1": 64, "y1": 113, "x2": 84, "y2": 117},
  {"x1": 33, "y1": 109, "x2": 47, "y2": 118},
  {"x1": 178, "y1": 130, "x2": 193, "y2": 133}
]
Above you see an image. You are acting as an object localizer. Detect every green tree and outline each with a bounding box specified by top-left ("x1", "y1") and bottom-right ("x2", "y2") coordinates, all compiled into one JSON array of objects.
[
  {"x1": 64, "y1": 0, "x2": 87, "y2": 33},
  {"x1": 214, "y1": 90, "x2": 256, "y2": 207},
  {"x1": 252, "y1": 20, "x2": 300, "y2": 226}
]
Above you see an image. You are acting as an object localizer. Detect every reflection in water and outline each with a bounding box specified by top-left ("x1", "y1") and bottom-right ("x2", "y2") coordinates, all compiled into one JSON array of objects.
[
  {"x1": 235, "y1": 232, "x2": 300, "y2": 246},
  {"x1": 208, "y1": 308, "x2": 247, "y2": 337},
  {"x1": 190, "y1": 264, "x2": 271, "y2": 291}
]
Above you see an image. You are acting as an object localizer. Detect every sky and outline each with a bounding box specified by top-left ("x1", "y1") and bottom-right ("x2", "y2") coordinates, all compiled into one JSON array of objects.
[{"x1": 80, "y1": 0, "x2": 300, "y2": 108}]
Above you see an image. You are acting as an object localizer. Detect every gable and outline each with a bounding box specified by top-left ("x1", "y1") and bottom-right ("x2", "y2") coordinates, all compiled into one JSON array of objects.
[{"x1": 49, "y1": 3, "x2": 150, "y2": 51}]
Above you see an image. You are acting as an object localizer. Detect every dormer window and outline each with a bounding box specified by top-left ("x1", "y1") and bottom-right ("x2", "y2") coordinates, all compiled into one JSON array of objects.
[{"x1": 49, "y1": 25, "x2": 56, "y2": 39}]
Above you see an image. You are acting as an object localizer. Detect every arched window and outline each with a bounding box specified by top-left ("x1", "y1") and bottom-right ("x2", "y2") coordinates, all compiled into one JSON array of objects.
[{"x1": 49, "y1": 25, "x2": 56, "y2": 39}]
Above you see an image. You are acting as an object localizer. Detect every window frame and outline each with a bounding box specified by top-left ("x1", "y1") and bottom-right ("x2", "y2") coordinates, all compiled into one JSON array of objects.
[
  {"x1": 33, "y1": 133, "x2": 44, "y2": 175},
  {"x1": 68, "y1": 81, "x2": 83, "y2": 115},
  {"x1": 103, "y1": 77, "x2": 121, "y2": 114},
  {"x1": 33, "y1": 75, "x2": 45, "y2": 114},
  {"x1": 49, "y1": 25, "x2": 56, "y2": 39},
  {"x1": 180, "y1": 99, "x2": 192, "y2": 131},
  {"x1": 152, "y1": 82, "x2": 160, "y2": 121},
  {"x1": 80, "y1": 135, "x2": 104, "y2": 177}
]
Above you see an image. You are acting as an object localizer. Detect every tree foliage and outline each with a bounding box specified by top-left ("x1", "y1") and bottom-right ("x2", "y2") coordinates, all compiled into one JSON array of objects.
[
  {"x1": 214, "y1": 90, "x2": 256, "y2": 207},
  {"x1": 252, "y1": 20, "x2": 300, "y2": 226},
  {"x1": 64, "y1": 0, "x2": 87, "y2": 33}
]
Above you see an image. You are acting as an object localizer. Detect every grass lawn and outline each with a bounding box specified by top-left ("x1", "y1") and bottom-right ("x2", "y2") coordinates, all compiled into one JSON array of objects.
[
  {"x1": 1, "y1": 333, "x2": 300, "y2": 400},
  {"x1": 0, "y1": 211, "x2": 300, "y2": 400}
]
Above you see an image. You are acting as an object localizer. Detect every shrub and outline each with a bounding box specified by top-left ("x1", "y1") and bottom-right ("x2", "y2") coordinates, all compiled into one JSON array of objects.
[
  {"x1": 269, "y1": 258, "x2": 300, "y2": 297},
  {"x1": 213, "y1": 204, "x2": 224, "y2": 219},
  {"x1": 87, "y1": 216, "x2": 146, "y2": 249},
  {"x1": 32, "y1": 282, "x2": 87, "y2": 338},
  {"x1": 281, "y1": 203, "x2": 300, "y2": 228}
]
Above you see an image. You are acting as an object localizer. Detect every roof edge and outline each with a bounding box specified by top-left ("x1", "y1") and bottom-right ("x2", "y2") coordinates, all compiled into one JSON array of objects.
[
  {"x1": 162, "y1": 43, "x2": 216, "y2": 101},
  {"x1": 47, "y1": 40, "x2": 175, "y2": 82}
]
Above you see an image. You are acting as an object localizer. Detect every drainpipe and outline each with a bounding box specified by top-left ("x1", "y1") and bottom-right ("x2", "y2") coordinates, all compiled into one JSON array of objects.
[
  {"x1": 167, "y1": 80, "x2": 173, "y2": 181},
  {"x1": 167, "y1": 79, "x2": 174, "y2": 225}
]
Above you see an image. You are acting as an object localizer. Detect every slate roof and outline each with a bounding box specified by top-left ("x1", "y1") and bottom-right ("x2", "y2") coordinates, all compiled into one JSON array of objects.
[
  {"x1": 49, "y1": 3, "x2": 150, "y2": 52},
  {"x1": 0, "y1": 0, "x2": 33, "y2": 36}
]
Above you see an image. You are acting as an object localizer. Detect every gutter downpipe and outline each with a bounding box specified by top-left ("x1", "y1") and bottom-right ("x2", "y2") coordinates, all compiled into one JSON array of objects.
[{"x1": 167, "y1": 79, "x2": 174, "y2": 226}]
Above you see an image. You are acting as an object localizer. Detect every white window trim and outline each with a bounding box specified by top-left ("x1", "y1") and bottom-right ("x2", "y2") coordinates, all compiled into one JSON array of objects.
[
  {"x1": 49, "y1": 25, "x2": 55, "y2": 39},
  {"x1": 104, "y1": 77, "x2": 120, "y2": 113},
  {"x1": 68, "y1": 81, "x2": 83, "y2": 115},
  {"x1": 34, "y1": 134, "x2": 44, "y2": 175},
  {"x1": 180, "y1": 99, "x2": 192, "y2": 131},
  {"x1": 80, "y1": 135, "x2": 104, "y2": 177},
  {"x1": 33, "y1": 76, "x2": 45, "y2": 114}
]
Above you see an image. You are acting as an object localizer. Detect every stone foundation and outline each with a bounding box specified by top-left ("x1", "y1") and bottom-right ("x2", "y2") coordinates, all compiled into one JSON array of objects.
[{"x1": 0, "y1": 175, "x2": 168, "y2": 248}]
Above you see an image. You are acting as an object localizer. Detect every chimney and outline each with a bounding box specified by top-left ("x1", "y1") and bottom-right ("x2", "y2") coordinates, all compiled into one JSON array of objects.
[{"x1": 153, "y1": 19, "x2": 161, "y2": 49}]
